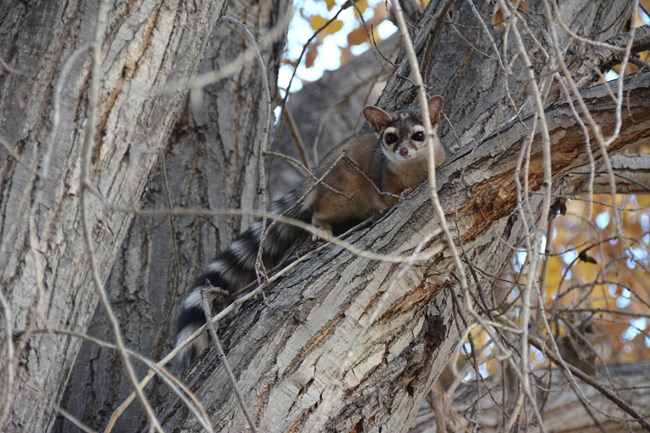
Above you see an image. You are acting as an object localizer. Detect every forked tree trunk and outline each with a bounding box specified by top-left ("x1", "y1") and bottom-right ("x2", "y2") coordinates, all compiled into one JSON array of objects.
[
  {"x1": 157, "y1": 2, "x2": 646, "y2": 432},
  {"x1": 0, "y1": 1, "x2": 226, "y2": 431}
]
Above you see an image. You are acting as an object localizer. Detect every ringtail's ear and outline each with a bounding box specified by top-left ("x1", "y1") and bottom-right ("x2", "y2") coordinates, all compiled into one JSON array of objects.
[
  {"x1": 362, "y1": 105, "x2": 391, "y2": 133},
  {"x1": 427, "y1": 95, "x2": 444, "y2": 126}
]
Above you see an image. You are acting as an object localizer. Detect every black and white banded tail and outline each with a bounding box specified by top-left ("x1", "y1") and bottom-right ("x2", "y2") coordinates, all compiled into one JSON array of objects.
[{"x1": 176, "y1": 189, "x2": 311, "y2": 367}]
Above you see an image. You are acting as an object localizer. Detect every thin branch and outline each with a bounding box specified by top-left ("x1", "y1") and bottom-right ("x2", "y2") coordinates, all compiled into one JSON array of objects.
[
  {"x1": 496, "y1": 1, "x2": 554, "y2": 428},
  {"x1": 391, "y1": 0, "x2": 469, "y2": 292},
  {"x1": 201, "y1": 289, "x2": 257, "y2": 432},
  {"x1": 24, "y1": 328, "x2": 213, "y2": 433},
  {"x1": 106, "y1": 219, "x2": 372, "y2": 427},
  {"x1": 222, "y1": 15, "x2": 274, "y2": 285},
  {"x1": 282, "y1": 106, "x2": 311, "y2": 170},
  {"x1": 57, "y1": 407, "x2": 98, "y2": 433},
  {"x1": 279, "y1": 2, "x2": 353, "y2": 108},
  {"x1": 0, "y1": 290, "x2": 14, "y2": 430},
  {"x1": 420, "y1": 0, "x2": 455, "y2": 78},
  {"x1": 524, "y1": 329, "x2": 650, "y2": 431}
]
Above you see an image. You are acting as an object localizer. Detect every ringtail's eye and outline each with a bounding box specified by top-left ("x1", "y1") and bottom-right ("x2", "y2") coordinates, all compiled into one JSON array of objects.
[
  {"x1": 412, "y1": 131, "x2": 424, "y2": 141},
  {"x1": 384, "y1": 133, "x2": 398, "y2": 144}
]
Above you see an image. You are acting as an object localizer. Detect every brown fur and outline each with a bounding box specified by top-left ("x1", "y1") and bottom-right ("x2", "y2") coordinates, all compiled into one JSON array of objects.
[{"x1": 305, "y1": 96, "x2": 446, "y2": 235}]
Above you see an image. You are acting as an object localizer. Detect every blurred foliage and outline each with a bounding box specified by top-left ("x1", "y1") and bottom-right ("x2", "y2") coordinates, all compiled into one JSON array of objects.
[
  {"x1": 281, "y1": 0, "x2": 394, "y2": 91},
  {"x1": 465, "y1": 190, "x2": 650, "y2": 378}
]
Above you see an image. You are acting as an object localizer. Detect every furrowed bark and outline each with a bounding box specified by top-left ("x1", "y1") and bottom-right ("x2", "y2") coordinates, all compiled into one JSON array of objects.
[
  {"x1": 380, "y1": 1, "x2": 633, "y2": 151},
  {"x1": 158, "y1": 68, "x2": 650, "y2": 431},
  {"x1": 54, "y1": 1, "x2": 289, "y2": 432},
  {"x1": 0, "y1": 1, "x2": 226, "y2": 431},
  {"x1": 157, "y1": 1, "x2": 642, "y2": 431}
]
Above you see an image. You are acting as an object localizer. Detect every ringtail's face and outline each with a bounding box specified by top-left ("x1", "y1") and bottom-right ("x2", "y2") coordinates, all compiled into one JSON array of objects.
[{"x1": 362, "y1": 96, "x2": 444, "y2": 164}]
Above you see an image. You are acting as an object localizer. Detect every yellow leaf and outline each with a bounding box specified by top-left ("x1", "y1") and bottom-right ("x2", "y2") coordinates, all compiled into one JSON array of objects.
[
  {"x1": 347, "y1": 26, "x2": 368, "y2": 46},
  {"x1": 310, "y1": 15, "x2": 343, "y2": 34},
  {"x1": 309, "y1": 15, "x2": 328, "y2": 31},
  {"x1": 324, "y1": 19, "x2": 343, "y2": 35},
  {"x1": 354, "y1": 0, "x2": 369, "y2": 15},
  {"x1": 325, "y1": 0, "x2": 336, "y2": 11}
]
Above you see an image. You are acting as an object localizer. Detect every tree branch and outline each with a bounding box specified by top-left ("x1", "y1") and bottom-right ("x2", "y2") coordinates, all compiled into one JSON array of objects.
[{"x1": 160, "y1": 71, "x2": 650, "y2": 432}]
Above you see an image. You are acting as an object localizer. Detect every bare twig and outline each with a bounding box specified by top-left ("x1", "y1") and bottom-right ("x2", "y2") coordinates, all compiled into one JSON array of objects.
[
  {"x1": 420, "y1": 0, "x2": 455, "y2": 78},
  {"x1": 282, "y1": 106, "x2": 311, "y2": 170},
  {"x1": 391, "y1": 0, "x2": 469, "y2": 300},
  {"x1": 57, "y1": 407, "x2": 98, "y2": 433},
  {"x1": 201, "y1": 290, "x2": 257, "y2": 432},
  {"x1": 25, "y1": 328, "x2": 213, "y2": 433},
  {"x1": 106, "y1": 219, "x2": 372, "y2": 427},
  {"x1": 0, "y1": 291, "x2": 14, "y2": 429},
  {"x1": 222, "y1": 15, "x2": 275, "y2": 285},
  {"x1": 523, "y1": 327, "x2": 650, "y2": 431}
]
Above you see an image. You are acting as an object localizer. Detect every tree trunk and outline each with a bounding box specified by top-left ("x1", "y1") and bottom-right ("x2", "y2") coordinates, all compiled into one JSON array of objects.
[
  {"x1": 157, "y1": 0, "x2": 646, "y2": 427},
  {"x1": 53, "y1": 1, "x2": 289, "y2": 432},
  {"x1": 0, "y1": 1, "x2": 226, "y2": 431},
  {"x1": 159, "y1": 73, "x2": 650, "y2": 431}
]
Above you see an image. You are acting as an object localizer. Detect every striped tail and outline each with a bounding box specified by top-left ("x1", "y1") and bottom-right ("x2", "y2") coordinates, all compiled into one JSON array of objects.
[{"x1": 176, "y1": 189, "x2": 311, "y2": 367}]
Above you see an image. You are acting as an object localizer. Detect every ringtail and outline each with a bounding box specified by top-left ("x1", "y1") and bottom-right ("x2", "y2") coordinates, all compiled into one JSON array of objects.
[{"x1": 176, "y1": 96, "x2": 446, "y2": 367}]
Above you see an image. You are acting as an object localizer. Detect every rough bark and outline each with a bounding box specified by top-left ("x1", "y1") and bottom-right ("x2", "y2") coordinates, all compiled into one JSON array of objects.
[
  {"x1": 379, "y1": 1, "x2": 633, "y2": 151},
  {"x1": 410, "y1": 362, "x2": 650, "y2": 433},
  {"x1": 156, "y1": 1, "x2": 642, "y2": 432},
  {"x1": 576, "y1": 154, "x2": 650, "y2": 195},
  {"x1": 158, "y1": 66, "x2": 650, "y2": 431},
  {"x1": 0, "y1": 1, "x2": 226, "y2": 432},
  {"x1": 53, "y1": 1, "x2": 289, "y2": 432}
]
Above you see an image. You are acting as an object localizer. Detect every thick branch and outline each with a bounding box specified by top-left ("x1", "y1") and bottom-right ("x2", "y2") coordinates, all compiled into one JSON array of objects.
[
  {"x1": 573, "y1": 25, "x2": 650, "y2": 89},
  {"x1": 160, "y1": 72, "x2": 650, "y2": 432},
  {"x1": 0, "y1": 2, "x2": 227, "y2": 431},
  {"x1": 572, "y1": 154, "x2": 650, "y2": 195}
]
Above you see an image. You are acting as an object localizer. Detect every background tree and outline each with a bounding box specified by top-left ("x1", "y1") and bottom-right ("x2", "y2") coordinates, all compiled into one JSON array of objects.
[{"x1": 0, "y1": 1, "x2": 649, "y2": 433}]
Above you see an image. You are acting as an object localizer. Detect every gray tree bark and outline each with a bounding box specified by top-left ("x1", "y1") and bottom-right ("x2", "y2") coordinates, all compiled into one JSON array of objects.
[
  {"x1": 159, "y1": 72, "x2": 650, "y2": 432},
  {"x1": 53, "y1": 1, "x2": 290, "y2": 432},
  {"x1": 0, "y1": 1, "x2": 227, "y2": 432},
  {"x1": 156, "y1": 2, "x2": 647, "y2": 432}
]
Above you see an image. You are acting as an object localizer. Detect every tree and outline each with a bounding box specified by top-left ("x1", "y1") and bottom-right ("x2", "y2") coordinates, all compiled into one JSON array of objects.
[
  {"x1": 0, "y1": 1, "x2": 230, "y2": 431},
  {"x1": 54, "y1": 0, "x2": 289, "y2": 431},
  {"x1": 1, "y1": 1, "x2": 649, "y2": 433}
]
